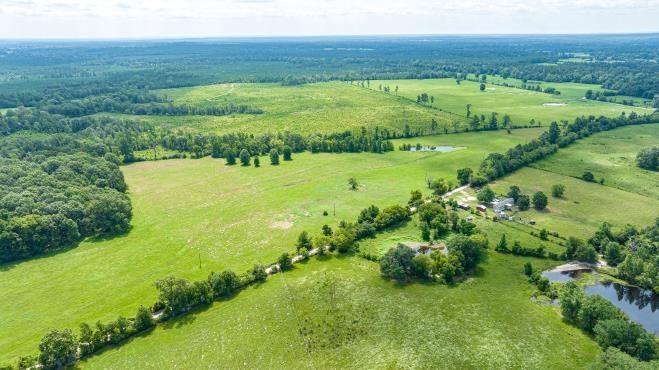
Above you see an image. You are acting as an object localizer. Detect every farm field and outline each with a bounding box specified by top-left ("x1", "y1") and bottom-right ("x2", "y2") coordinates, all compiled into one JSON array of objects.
[
  {"x1": 369, "y1": 78, "x2": 654, "y2": 125},
  {"x1": 0, "y1": 128, "x2": 544, "y2": 363},
  {"x1": 531, "y1": 124, "x2": 659, "y2": 199},
  {"x1": 108, "y1": 81, "x2": 463, "y2": 135},
  {"x1": 488, "y1": 166, "x2": 659, "y2": 239},
  {"x1": 80, "y1": 255, "x2": 600, "y2": 369}
]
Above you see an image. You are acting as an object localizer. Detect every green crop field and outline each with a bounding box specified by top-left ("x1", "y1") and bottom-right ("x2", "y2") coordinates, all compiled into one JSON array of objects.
[
  {"x1": 368, "y1": 78, "x2": 654, "y2": 125},
  {"x1": 79, "y1": 255, "x2": 599, "y2": 369},
  {"x1": 107, "y1": 82, "x2": 464, "y2": 135},
  {"x1": 0, "y1": 128, "x2": 545, "y2": 363},
  {"x1": 531, "y1": 124, "x2": 659, "y2": 199}
]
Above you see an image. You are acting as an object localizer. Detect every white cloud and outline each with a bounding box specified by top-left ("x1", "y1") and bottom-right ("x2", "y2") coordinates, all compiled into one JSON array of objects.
[{"x1": 0, "y1": 0, "x2": 658, "y2": 37}]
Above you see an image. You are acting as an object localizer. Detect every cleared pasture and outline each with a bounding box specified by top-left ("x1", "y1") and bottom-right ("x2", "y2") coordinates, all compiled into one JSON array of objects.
[
  {"x1": 113, "y1": 82, "x2": 463, "y2": 135},
  {"x1": 531, "y1": 124, "x2": 659, "y2": 199},
  {"x1": 0, "y1": 129, "x2": 543, "y2": 363},
  {"x1": 80, "y1": 256, "x2": 599, "y2": 369},
  {"x1": 369, "y1": 78, "x2": 654, "y2": 125}
]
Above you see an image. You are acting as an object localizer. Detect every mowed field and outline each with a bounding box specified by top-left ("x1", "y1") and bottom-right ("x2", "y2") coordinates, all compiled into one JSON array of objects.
[
  {"x1": 112, "y1": 81, "x2": 463, "y2": 135},
  {"x1": 0, "y1": 129, "x2": 544, "y2": 363},
  {"x1": 369, "y1": 78, "x2": 655, "y2": 125},
  {"x1": 489, "y1": 124, "x2": 659, "y2": 239},
  {"x1": 80, "y1": 256, "x2": 599, "y2": 369}
]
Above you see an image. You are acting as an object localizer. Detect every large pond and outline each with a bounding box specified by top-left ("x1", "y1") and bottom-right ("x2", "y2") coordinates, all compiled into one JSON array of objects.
[{"x1": 542, "y1": 269, "x2": 658, "y2": 335}]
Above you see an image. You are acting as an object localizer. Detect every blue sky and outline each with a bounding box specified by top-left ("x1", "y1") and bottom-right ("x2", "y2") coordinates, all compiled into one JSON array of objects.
[{"x1": 1, "y1": 0, "x2": 658, "y2": 38}]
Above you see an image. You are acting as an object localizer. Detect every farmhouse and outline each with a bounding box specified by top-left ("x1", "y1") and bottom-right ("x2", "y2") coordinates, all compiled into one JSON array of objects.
[{"x1": 401, "y1": 241, "x2": 446, "y2": 256}]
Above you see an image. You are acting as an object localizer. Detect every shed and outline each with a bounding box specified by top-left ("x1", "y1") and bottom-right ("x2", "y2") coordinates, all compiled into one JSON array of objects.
[
  {"x1": 476, "y1": 204, "x2": 487, "y2": 212},
  {"x1": 493, "y1": 198, "x2": 514, "y2": 212}
]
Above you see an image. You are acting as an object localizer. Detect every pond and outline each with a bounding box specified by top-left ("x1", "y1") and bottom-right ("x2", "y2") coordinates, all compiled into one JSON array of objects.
[
  {"x1": 541, "y1": 268, "x2": 591, "y2": 282},
  {"x1": 542, "y1": 269, "x2": 658, "y2": 335},
  {"x1": 585, "y1": 282, "x2": 658, "y2": 335},
  {"x1": 408, "y1": 146, "x2": 463, "y2": 153}
]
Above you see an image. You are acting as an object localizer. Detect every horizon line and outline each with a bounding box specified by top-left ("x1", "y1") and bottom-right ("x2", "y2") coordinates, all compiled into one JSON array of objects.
[{"x1": 2, "y1": 31, "x2": 659, "y2": 43}]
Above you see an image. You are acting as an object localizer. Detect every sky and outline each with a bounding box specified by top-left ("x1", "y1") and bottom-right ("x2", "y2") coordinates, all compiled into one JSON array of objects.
[{"x1": 1, "y1": 0, "x2": 658, "y2": 39}]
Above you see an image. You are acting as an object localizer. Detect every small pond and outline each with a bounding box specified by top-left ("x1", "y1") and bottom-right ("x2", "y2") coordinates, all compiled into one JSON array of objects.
[
  {"x1": 543, "y1": 269, "x2": 658, "y2": 335},
  {"x1": 408, "y1": 146, "x2": 463, "y2": 153},
  {"x1": 585, "y1": 282, "x2": 658, "y2": 335},
  {"x1": 542, "y1": 269, "x2": 591, "y2": 282}
]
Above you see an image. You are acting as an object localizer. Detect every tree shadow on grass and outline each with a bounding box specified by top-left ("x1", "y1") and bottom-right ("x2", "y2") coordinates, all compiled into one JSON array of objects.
[
  {"x1": 72, "y1": 327, "x2": 156, "y2": 368},
  {"x1": 0, "y1": 227, "x2": 133, "y2": 272}
]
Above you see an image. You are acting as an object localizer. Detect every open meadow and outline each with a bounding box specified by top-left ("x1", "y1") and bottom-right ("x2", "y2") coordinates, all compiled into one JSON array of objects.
[
  {"x1": 485, "y1": 124, "x2": 659, "y2": 239},
  {"x1": 369, "y1": 78, "x2": 654, "y2": 125},
  {"x1": 0, "y1": 128, "x2": 544, "y2": 363},
  {"x1": 108, "y1": 82, "x2": 463, "y2": 135},
  {"x1": 531, "y1": 124, "x2": 659, "y2": 199},
  {"x1": 79, "y1": 255, "x2": 599, "y2": 369}
]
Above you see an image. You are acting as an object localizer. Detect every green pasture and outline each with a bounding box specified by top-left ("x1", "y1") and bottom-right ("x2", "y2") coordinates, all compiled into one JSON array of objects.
[
  {"x1": 80, "y1": 256, "x2": 599, "y2": 369},
  {"x1": 531, "y1": 124, "x2": 659, "y2": 199},
  {"x1": 0, "y1": 128, "x2": 543, "y2": 363},
  {"x1": 369, "y1": 78, "x2": 654, "y2": 124},
  {"x1": 488, "y1": 167, "x2": 659, "y2": 239},
  {"x1": 117, "y1": 81, "x2": 463, "y2": 135}
]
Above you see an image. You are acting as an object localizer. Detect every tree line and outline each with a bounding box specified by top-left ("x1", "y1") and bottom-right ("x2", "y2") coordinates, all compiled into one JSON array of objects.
[
  {"x1": 9, "y1": 196, "x2": 414, "y2": 369},
  {"x1": 477, "y1": 113, "x2": 655, "y2": 182}
]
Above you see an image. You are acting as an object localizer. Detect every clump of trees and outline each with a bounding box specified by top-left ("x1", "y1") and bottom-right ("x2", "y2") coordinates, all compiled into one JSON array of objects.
[
  {"x1": 587, "y1": 220, "x2": 659, "y2": 292},
  {"x1": 560, "y1": 282, "x2": 658, "y2": 361},
  {"x1": 0, "y1": 154, "x2": 132, "y2": 263},
  {"x1": 380, "y1": 233, "x2": 488, "y2": 283},
  {"x1": 636, "y1": 147, "x2": 658, "y2": 171}
]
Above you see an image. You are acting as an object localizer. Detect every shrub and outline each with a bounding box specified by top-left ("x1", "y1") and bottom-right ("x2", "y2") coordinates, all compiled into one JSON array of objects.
[
  {"x1": 251, "y1": 264, "x2": 267, "y2": 282},
  {"x1": 277, "y1": 252, "x2": 293, "y2": 271},
  {"x1": 208, "y1": 270, "x2": 241, "y2": 297},
  {"x1": 551, "y1": 184, "x2": 565, "y2": 198}
]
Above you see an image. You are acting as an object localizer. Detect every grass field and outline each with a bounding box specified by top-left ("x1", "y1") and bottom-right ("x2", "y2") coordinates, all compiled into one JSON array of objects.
[
  {"x1": 0, "y1": 128, "x2": 545, "y2": 363},
  {"x1": 79, "y1": 255, "x2": 600, "y2": 369},
  {"x1": 488, "y1": 167, "x2": 659, "y2": 239},
  {"x1": 369, "y1": 78, "x2": 654, "y2": 125},
  {"x1": 108, "y1": 82, "x2": 463, "y2": 135},
  {"x1": 485, "y1": 124, "x2": 659, "y2": 239},
  {"x1": 531, "y1": 124, "x2": 659, "y2": 199}
]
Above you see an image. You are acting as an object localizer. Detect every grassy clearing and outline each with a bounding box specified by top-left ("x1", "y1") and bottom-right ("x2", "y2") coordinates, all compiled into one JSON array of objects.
[
  {"x1": 488, "y1": 167, "x2": 659, "y2": 239},
  {"x1": 531, "y1": 124, "x2": 659, "y2": 199},
  {"x1": 0, "y1": 129, "x2": 543, "y2": 363},
  {"x1": 108, "y1": 82, "x2": 463, "y2": 135},
  {"x1": 369, "y1": 78, "x2": 654, "y2": 125},
  {"x1": 79, "y1": 256, "x2": 599, "y2": 369}
]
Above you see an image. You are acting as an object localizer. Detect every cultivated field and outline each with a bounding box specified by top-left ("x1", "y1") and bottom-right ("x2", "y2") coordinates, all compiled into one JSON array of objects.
[
  {"x1": 112, "y1": 82, "x2": 463, "y2": 135},
  {"x1": 369, "y1": 79, "x2": 654, "y2": 125},
  {"x1": 80, "y1": 256, "x2": 599, "y2": 369}
]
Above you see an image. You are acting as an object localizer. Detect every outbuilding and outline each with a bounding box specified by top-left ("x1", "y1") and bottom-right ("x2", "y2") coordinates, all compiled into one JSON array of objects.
[{"x1": 476, "y1": 204, "x2": 487, "y2": 212}]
